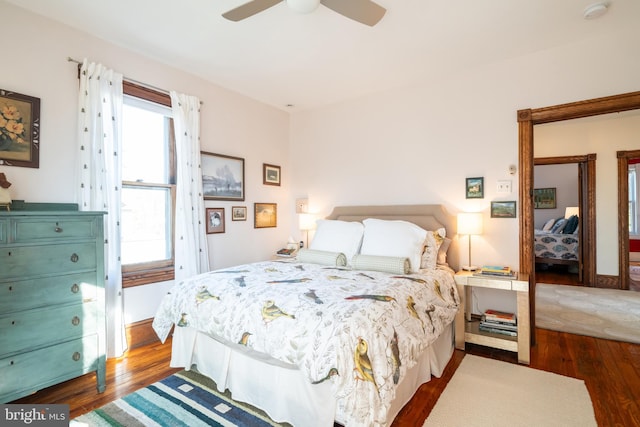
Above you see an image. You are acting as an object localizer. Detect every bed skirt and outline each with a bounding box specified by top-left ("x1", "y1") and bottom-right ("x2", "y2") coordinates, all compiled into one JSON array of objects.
[{"x1": 169, "y1": 323, "x2": 455, "y2": 427}]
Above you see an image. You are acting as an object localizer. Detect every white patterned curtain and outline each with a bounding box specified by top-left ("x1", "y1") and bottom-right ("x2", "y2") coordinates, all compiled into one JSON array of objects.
[
  {"x1": 77, "y1": 59, "x2": 127, "y2": 358},
  {"x1": 170, "y1": 91, "x2": 210, "y2": 279}
]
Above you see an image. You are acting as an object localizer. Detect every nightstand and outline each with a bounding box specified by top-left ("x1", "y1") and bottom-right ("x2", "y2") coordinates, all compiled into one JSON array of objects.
[{"x1": 454, "y1": 270, "x2": 530, "y2": 364}]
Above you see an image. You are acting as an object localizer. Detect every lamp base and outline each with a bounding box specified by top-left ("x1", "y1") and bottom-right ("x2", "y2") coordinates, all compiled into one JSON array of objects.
[{"x1": 462, "y1": 265, "x2": 479, "y2": 271}]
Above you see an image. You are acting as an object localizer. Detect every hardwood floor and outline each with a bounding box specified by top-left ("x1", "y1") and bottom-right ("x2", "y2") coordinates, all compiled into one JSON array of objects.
[{"x1": 11, "y1": 329, "x2": 640, "y2": 426}]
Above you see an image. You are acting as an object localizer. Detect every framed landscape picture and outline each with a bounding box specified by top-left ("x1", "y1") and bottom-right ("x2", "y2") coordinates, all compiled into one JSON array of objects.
[
  {"x1": 491, "y1": 201, "x2": 517, "y2": 218},
  {"x1": 0, "y1": 89, "x2": 40, "y2": 168},
  {"x1": 201, "y1": 151, "x2": 245, "y2": 201},
  {"x1": 466, "y1": 177, "x2": 484, "y2": 199},
  {"x1": 254, "y1": 203, "x2": 277, "y2": 228},
  {"x1": 263, "y1": 163, "x2": 281, "y2": 186},
  {"x1": 232, "y1": 206, "x2": 247, "y2": 221},
  {"x1": 533, "y1": 188, "x2": 556, "y2": 209}
]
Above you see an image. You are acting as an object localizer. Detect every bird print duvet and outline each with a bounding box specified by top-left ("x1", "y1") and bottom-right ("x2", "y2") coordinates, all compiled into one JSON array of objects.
[{"x1": 153, "y1": 260, "x2": 460, "y2": 427}]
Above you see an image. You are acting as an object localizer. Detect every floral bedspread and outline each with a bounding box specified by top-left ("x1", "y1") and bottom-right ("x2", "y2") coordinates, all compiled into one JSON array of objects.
[{"x1": 153, "y1": 260, "x2": 459, "y2": 427}]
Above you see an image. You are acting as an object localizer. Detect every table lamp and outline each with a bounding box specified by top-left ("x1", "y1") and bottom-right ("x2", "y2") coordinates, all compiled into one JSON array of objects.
[{"x1": 457, "y1": 212, "x2": 483, "y2": 271}]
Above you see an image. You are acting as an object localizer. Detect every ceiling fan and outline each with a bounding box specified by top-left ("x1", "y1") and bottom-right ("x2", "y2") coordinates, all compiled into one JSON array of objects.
[{"x1": 222, "y1": 0, "x2": 386, "y2": 26}]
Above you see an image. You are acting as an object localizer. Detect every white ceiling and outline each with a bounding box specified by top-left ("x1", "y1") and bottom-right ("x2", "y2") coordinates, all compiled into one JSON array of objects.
[{"x1": 6, "y1": 0, "x2": 640, "y2": 111}]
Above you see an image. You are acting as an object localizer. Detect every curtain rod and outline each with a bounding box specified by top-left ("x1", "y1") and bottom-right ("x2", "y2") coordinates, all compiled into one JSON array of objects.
[{"x1": 67, "y1": 56, "x2": 172, "y2": 97}]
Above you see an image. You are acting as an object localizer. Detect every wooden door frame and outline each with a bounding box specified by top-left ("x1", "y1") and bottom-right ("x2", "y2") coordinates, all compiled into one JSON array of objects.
[
  {"x1": 517, "y1": 90, "x2": 640, "y2": 345},
  {"x1": 618, "y1": 150, "x2": 640, "y2": 290},
  {"x1": 534, "y1": 155, "x2": 596, "y2": 285}
]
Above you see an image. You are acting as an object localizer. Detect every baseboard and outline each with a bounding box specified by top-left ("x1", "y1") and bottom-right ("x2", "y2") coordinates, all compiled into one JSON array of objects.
[
  {"x1": 595, "y1": 274, "x2": 620, "y2": 289},
  {"x1": 126, "y1": 318, "x2": 159, "y2": 350}
]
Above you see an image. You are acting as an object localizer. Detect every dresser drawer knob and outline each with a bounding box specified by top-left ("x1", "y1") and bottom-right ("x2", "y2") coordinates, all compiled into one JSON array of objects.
[
  {"x1": 71, "y1": 283, "x2": 80, "y2": 293},
  {"x1": 70, "y1": 253, "x2": 79, "y2": 263},
  {"x1": 72, "y1": 352, "x2": 81, "y2": 362},
  {"x1": 55, "y1": 226, "x2": 63, "y2": 233},
  {"x1": 72, "y1": 316, "x2": 81, "y2": 326}
]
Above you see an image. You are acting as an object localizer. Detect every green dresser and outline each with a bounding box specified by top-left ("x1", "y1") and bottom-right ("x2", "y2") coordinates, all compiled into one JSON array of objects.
[{"x1": 0, "y1": 208, "x2": 106, "y2": 403}]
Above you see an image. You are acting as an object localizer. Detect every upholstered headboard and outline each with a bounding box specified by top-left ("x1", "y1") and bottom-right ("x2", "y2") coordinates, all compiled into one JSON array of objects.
[{"x1": 325, "y1": 204, "x2": 460, "y2": 271}]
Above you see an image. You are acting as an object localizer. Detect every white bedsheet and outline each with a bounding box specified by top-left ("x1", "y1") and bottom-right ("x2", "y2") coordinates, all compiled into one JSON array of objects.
[
  {"x1": 153, "y1": 260, "x2": 459, "y2": 426},
  {"x1": 170, "y1": 323, "x2": 455, "y2": 427}
]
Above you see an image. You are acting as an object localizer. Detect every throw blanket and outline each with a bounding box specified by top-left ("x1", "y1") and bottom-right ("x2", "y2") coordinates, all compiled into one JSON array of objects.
[{"x1": 153, "y1": 261, "x2": 459, "y2": 427}]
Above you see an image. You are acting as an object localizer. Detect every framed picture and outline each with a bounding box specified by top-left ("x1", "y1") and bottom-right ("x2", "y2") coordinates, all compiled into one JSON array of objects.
[
  {"x1": 491, "y1": 201, "x2": 517, "y2": 218},
  {"x1": 254, "y1": 203, "x2": 277, "y2": 228},
  {"x1": 232, "y1": 206, "x2": 247, "y2": 221},
  {"x1": 466, "y1": 177, "x2": 484, "y2": 199},
  {"x1": 533, "y1": 188, "x2": 556, "y2": 209},
  {"x1": 201, "y1": 151, "x2": 245, "y2": 201},
  {"x1": 0, "y1": 89, "x2": 40, "y2": 168},
  {"x1": 206, "y1": 208, "x2": 225, "y2": 234},
  {"x1": 263, "y1": 163, "x2": 281, "y2": 186}
]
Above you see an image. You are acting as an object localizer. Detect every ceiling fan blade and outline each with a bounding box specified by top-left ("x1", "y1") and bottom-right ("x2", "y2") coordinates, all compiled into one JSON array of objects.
[
  {"x1": 222, "y1": 0, "x2": 284, "y2": 21},
  {"x1": 320, "y1": 0, "x2": 386, "y2": 26}
]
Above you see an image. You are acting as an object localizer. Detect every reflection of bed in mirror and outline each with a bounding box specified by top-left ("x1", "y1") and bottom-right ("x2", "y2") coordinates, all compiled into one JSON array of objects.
[
  {"x1": 534, "y1": 214, "x2": 580, "y2": 271},
  {"x1": 153, "y1": 204, "x2": 461, "y2": 426}
]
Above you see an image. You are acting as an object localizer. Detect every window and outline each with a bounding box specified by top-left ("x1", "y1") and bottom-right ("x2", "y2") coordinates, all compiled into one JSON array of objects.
[
  {"x1": 121, "y1": 82, "x2": 176, "y2": 287},
  {"x1": 630, "y1": 165, "x2": 638, "y2": 235}
]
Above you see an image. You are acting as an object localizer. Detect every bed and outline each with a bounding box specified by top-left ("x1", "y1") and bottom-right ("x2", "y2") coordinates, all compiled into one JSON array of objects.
[
  {"x1": 534, "y1": 215, "x2": 580, "y2": 268},
  {"x1": 153, "y1": 204, "x2": 461, "y2": 427}
]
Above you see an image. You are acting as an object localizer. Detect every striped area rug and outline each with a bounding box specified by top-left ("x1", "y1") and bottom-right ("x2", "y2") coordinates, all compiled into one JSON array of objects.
[{"x1": 71, "y1": 370, "x2": 290, "y2": 427}]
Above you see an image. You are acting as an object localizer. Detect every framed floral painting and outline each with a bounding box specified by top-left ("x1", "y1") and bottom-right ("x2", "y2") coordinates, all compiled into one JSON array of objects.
[{"x1": 0, "y1": 89, "x2": 40, "y2": 168}]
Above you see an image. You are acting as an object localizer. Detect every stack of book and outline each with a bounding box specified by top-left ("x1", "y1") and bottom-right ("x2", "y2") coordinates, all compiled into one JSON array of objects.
[
  {"x1": 474, "y1": 265, "x2": 516, "y2": 278},
  {"x1": 479, "y1": 309, "x2": 517, "y2": 337}
]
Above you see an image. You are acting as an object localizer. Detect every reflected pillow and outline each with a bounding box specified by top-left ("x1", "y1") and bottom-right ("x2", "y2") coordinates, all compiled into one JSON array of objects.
[{"x1": 541, "y1": 218, "x2": 556, "y2": 232}]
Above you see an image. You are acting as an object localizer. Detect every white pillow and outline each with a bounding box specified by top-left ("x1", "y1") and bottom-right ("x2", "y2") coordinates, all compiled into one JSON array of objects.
[
  {"x1": 360, "y1": 218, "x2": 427, "y2": 273},
  {"x1": 310, "y1": 219, "x2": 364, "y2": 262},
  {"x1": 541, "y1": 218, "x2": 556, "y2": 232}
]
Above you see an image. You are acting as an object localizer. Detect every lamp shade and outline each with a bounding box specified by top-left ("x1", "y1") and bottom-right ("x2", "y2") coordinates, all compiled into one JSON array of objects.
[
  {"x1": 457, "y1": 212, "x2": 483, "y2": 235},
  {"x1": 298, "y1": 213, "x2": 316, "y2": 231},
  {"x1": 564, "y1": 206, "x2": 579, "y2": 218}
]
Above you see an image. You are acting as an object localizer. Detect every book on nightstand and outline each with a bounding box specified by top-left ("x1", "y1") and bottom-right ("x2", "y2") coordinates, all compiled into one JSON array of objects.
[
  {"x1": 484, "y1": 309, "x2": 517, "y2": 324},
  {"x1": 473, "y1": 265, "x2": 516, "y2": 278},
  {"x1": 481, "y1": 309, "x2": 517, "y2": 336}
]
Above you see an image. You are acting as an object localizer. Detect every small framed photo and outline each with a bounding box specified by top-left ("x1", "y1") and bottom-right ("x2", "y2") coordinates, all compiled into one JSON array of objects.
[
  {"x1": 263, "y1": 163, "x2": 281, "y2": 186},
  {"x1": 491, "y1": 201, "x2": 517, "y2": 218},
  {"x1": 206, "y1": 208, "x2": 225, "y2": 234},
  {"x1": 466, "y1": 177, "x2": 484, "y2": 199},
  {"x1": 533, "y1": 188, "x2": 557, "y2": 209},
  {"x1": 254, "y1": 203, "x2": 277, "y2": 228},
  {"x1": 232, "y1": 206, "x2": 247, "y2": 221}
]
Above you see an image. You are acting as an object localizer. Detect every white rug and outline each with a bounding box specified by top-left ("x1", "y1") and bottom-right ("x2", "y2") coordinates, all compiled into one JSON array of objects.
[
  {"x1": 424, "y1": 355, "x2": 596, "y2": 427},
  {"x1": 536, "y1": 283, "x2": 640, "y2": 344}
]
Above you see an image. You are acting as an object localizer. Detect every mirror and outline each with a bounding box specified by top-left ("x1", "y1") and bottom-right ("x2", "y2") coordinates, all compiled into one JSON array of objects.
[{"x1": 518, "y1": 90, "x2": 640, "y2": 341}]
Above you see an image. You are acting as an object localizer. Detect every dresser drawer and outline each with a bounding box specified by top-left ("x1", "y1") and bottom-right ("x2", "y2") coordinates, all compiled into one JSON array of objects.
[
  {"x1": 11, "y1": 216, "x2": 97, "y2": 242},
  {"x1": 0, "y1": 335, "x2": 99, "y2": 402},
  {"x1": 0, "y1": 302, "x2": 100, "y2": 357},
  {"x1": 0, "y1": 272, "x2": 98, "y2": 314},
  {"x1": 0, "y1": 242, "x2": 97, "y2": 279}
]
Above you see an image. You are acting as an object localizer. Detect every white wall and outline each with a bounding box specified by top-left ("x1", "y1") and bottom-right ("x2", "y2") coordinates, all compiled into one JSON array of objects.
[
  {"x1": 0, "y1": 2, "x2": 290, "y2": 322},
  {"x1": 289, "y1": 27, "x2": 640, "y2": 312}
]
